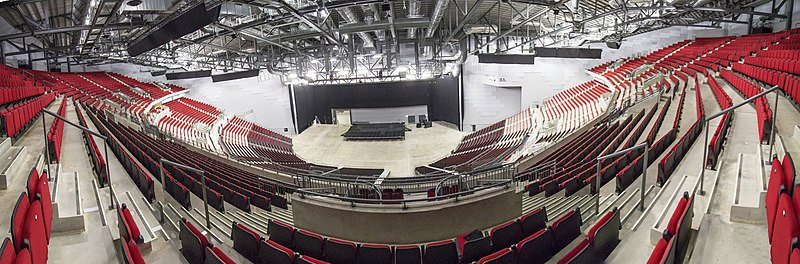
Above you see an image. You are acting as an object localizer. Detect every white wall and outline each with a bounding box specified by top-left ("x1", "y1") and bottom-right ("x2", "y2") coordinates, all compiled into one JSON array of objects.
[
  {"x1": 461, "y1": 25, "x2": 743, "y2": 130},
  {"x1": 84, "y1": 63, "x2": 295, "y2": 134}
]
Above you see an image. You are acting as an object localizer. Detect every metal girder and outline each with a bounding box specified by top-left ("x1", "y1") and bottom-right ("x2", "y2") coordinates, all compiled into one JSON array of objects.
[
  {"x1": 0, "y1": 22, "x2": 148, "y2": 41},
  {"x1": 275, "y1": 0, "x2": 343, "y2": 46},
  {"x1": 688, "y1": 7, "x2": 787, "y2": 18},
  {"x1": 338, "y1": 18, "x2": 431, "y2": 35},
  {"x1": 174, "y1": 38, "x2": 270, "y2": 59},
  {"x1": 213, "y1": 23, "x2": 294, "y2": 51},
  {"x1": 82, "y1": 0, "x2": 124, "y2": 51},
  {"x1": 444, "y1": 0, "x2": 488, "y2": 43}
]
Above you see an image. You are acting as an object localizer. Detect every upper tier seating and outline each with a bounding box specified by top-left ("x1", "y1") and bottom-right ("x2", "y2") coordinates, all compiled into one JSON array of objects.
[{"x1": 1, "y1": 93, "x2": 55, "y2": 138}]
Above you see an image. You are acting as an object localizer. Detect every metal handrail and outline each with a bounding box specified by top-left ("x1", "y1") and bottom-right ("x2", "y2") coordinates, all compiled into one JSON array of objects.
[
  {"x1": 699, "y1": 85, "x2": 781, "y2": 195},
  {"x1": 41, "y1": 107, "x2": 113, "y2": 208},
  {"x1": 159, "y1": 158, "x2": 213, "y2": 229},
  {"x1": 596, "y1": 142, "x2": 649, "y2": 215},
  {"x1": 295, "y1": 179, "x2": 512, "y2": 206}
]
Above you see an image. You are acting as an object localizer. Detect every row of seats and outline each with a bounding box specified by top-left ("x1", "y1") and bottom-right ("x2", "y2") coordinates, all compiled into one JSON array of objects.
[
  {"x1": 743, "y1": 57, "x2": 800, "y2": 76},
  {"x1": 87, "y1": 104, "x2": 289, "y2": 211},
  {"x1": 83, "y1": 102, "x2": 156, "y2": 203},
  {"x1": 557, "y1": 208, "x2": 621, "y2": 264},
  {"x1": 247, "y1": 207, "x2": 581, "y2": 264},
  {"x1": 646, "y1": 94, "x2": 672, "y2": 145},
  {"x1": 765, "y1": 154, "x2": 799, "y2": 264},
  {"x1": 705, "y1": 74, "x2": 733, "y2": 168},
  {"x1": 180, "y1": 218, "x2": 236, "y2": 264},
  {"x1": 734, "y1": 60, "x2": 800, "y2": 107},
  {"x1": 117, "y1": 204, "x2": 145, "y2": 264},
  {"x1": 719, "y1": 69, "x2": 773, "y2": 143},
  {"x1": 0, "y1": 87, "x2": 45, "y2": 106},
  {"x1": 46, "y1": 99, "x2": 67, "y2": 162},
  {"x1": 1, "y1": 93, "x2": 55, "y2": 138},
  {"x1": 658, "y1": 120, "x2": 703, "y2": 185},
  {"x1": 1, "y1": 168, "x2": 53, "y2": 264},
  {"x1": 74, "y1": 102, "x2": 107, "y2": 186},
  {"x1": 647, "y1": 192, "x2": 694, "y2": 264}
]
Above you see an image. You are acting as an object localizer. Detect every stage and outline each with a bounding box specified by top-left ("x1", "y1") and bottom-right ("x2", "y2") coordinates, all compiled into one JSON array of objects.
[{"x1": 341, "y1": 123, "x2": 408, "y2": 140}]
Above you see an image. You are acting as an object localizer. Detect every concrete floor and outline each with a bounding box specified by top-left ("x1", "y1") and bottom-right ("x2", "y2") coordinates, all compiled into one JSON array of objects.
[{"x1": 292, "y1": 122, "x2": 465, "y2": 176}]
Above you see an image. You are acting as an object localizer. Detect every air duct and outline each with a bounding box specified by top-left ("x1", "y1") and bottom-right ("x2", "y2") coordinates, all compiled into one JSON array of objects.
[
  {"x1": 425, "y1": 0, "x2": 449, "y2": 38},
  {"x1": 362, "y1": 4, "x2": 386, "y2": 41},
  {"x1": 407, "y1": 0, "x2": 421, "y2": 39},
  {"x1": 338, "y1": 7, "x2": 375, "y2": 48}
]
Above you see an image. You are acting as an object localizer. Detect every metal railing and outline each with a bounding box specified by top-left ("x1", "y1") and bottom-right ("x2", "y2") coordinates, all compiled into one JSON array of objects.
[
  {"x1": 294, "y1": 178, "x2": 513, "y2": 208},
  {"x1": 41, "y1": 108, "x2": 114, "y2": 208},
  {"x1": 158, "y1": 158, "x2": 212, "y2": 229},
  {"x1": 699, "y1": 85, "x2": 781, "y2": 195},
  {"x1": 596, "y1": 142, "x2": 649, "y2": 215}
]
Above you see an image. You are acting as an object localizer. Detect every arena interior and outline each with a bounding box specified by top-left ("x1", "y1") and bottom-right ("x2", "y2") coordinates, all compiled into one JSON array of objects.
[{"x1": 0, "y1": 0, "x2": 799, "y2": 263}]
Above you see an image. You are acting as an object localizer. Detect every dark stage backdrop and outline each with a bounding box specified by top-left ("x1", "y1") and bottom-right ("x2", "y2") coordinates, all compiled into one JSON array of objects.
[{"x1": 293, "y1": 77, "x2": 460, "y2": 133}]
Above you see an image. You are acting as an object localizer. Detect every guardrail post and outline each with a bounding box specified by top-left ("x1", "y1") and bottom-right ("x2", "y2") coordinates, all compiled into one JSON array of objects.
[
  {"x1": 595, "y1": 161, "x2": 601, "y2": 216},
  {"x1": 700, "y1": 119, "x2": 708, "y2": 196},
  {"x1": 41, "y1": 114, "x2": 52, "y2": 180},
  {"x1": 767, "y1": 92, "x2": 779, "y2": 164},
  {"x1": 641, "y1": 145, "x2": 648, "y2": 211},
  {"x1": 159, "y1": 159, "x2": 165, "y2": 223},
  {"x1": 201, "y1": 173, "x2": 210, "y2": 229}
]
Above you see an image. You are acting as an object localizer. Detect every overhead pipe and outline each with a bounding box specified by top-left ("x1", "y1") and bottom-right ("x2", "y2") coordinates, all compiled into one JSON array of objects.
[
  {"x1": 425, "y1": 0, "x2": 450, "y2": 38},
  {"x1": 337, "y1": 7, "x2": 375, "y2": 48},
  {"x1": 362, "y1": 4, "x2": 386, "y2": 41},
  {"x1": 406, "y1": 0, "x2": 421, "y2": 39}
]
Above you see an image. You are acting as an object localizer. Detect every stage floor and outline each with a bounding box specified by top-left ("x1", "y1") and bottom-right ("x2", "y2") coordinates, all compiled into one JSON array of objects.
[{"x1": 292, "y1": 122, "x2": 465, "y2": 177}]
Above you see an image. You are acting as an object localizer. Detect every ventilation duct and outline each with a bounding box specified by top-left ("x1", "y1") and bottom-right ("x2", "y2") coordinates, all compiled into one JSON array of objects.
[
  {"x1": 362, "y1": 4, "x2": 386, "y2": 41},
  {"x1": 218, "y1": 2, "x2": 252, "y2": 17},
  {"x1": 425, "y1": 0, "x2": 449, "y2": 38},
  {"x1": 337, "y1": 7, "x2": 375, "y2": 48},
  {"x1": 406, "y1": 0, "x2": 421, "y2": 39}
]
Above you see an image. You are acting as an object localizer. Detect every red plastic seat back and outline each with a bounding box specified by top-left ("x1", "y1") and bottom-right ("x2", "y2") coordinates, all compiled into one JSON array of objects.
[
  {"x1": 11, "y1": 193, "x2": 30, "y2": 252},
  {"x1": 22, "y1": 201, "x2": 47, "y2": 264}
]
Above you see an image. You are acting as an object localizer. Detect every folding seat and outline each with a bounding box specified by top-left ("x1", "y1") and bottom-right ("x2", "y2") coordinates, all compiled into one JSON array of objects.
[
  {"x1": 768, "y1": 160, "x2": 789, "y2": 242},
  {"x1": 323, "y1": 238, "x2": 357, "y2": 264},
  {"x1": 771, "y1": 194, "x2": 800, "y2": 264},
  {"x1": 25, "y1": 168, "x2": 39, "y2": 199},
  {"x1": 0, "y1": 237, "x2": 16, "y2": 264},
  {"x1": 395, "y1": 245, "x2": 422, "y2": 264},
  {"x1": 356, "y1": 244, "x2": 392, "y2": 264},
  {"x1": 552, "y1": 209, "x2": 583, "y2": 251},
  {"x1": 477, "y1": 248, "x2": 518, "y2": 264},
  {"x1": 420, "y1": 239, "x2": 459, "y2": 264},
  {"x1": 587, "y1": 208, "x2": 621, "y2": 259},
  {"x1": 204, "y1": 244, "x2": 236, "y2": 264},
  {"x1": 294, "y1": 229, "x2": 325, "y2": 260},
  {"x1": 118, "y1": 204, "x2": 143, "y2": 244},
  {"x1": 296, "y1": 255, "x2": 330, "y2": 264},
  {"x1": 460, "y1": 236, "x2": 492, "y2": 264},
  {"x1": 489, "y1": 219, "x2": 523, "y2": 251},
  {"x1": 556, "y1": 238, "x2": 594, "y2": 264},
  {"x1": 666, "y1": 194, "x2": 689, "y2": 237},
  {"x1": 231, "y1": 223, "x2": 261, "y2": 263},
  {"x1": 784, "y1": 154, "x2": 796, "y2": 191},
  {"x1": 126, "y1": 239, "x2": 145, "y2": 264},
  {"x1": 22, "y1": 200, "x2": 47, "y2": 264},
  {"x1": 179, "y1": 218, "x2": 209, "y2": 264},
  {"x1": 11, "y1": 193, "x2": 30, "y2": 252},
  {"x1": 515, "y1": 228, "x2": 554, "y2": 264},
  {"x1": 258, "y1": 239, "x2": 295, "y2": 264}
]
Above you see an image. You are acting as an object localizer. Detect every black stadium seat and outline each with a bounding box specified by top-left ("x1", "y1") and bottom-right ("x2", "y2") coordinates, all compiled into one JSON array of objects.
[
  {"x1": 268, "y1": 219, "x2": 295, "y2": 248},
  {"x1": 259, "y1": 239, "x2": 295, "y2": 264},
  {"x1": 324, "y1": 238, "x2": 358, "y2": 264},
  {"x1": 477, "y1": 248, "x2": 518, "y2": 264},
  {"x1": 519, "y1": 208, "x2": 547, "y2": 237},
  {"x1": 358, "y1": 244, "x2": 393, "y2": 264},
  {"x1": 395, "y1": 245, "x2": 422, "y2": 264},
  {"x1": 180, "y1": 218, "x2": 208, "y2": 264},
  {"x1": 552, "y1": 209, "x2": 582, "y2": 251},
  {"x1": 296, "y1": 255, "x2": 330, "y2": 264},
  {"x1": 515, "y1": 228, "x2": 554, "y2": 264},
  {"x1": 588, "y1": 208, "x2": 621, "y2": 259},
  {"x1": 295, "y1": 229, "x2": 325, "y2": 260},
  {"x1": 204, "y1": 244, "x2": 236, "y2": 264},
  {"x1": 231, "y1": 223, "x2": 261, "y2": 262},
  {"x1": 489, "y1": 219, "x2": 523, "y2": 251},
  {"x1": 460, "y1": 236, "x2": 492, "y2": 264},
  {"x1": 557, "y1": 238, "x2": 594, "y2": 264},
  {"x1": 423, "y1": 239, "x2": 459, "y2": 264}
]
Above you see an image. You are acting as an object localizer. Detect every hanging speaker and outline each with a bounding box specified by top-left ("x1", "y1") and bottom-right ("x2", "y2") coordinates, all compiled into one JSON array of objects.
[{"x1": 606, "y1": 41, "x2": 621, "y2": 49}]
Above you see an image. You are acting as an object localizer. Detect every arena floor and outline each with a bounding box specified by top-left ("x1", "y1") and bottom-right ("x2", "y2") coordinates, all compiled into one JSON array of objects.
[{"x1": 292, "y1": 122, "x2": 465, "y2": 176}]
